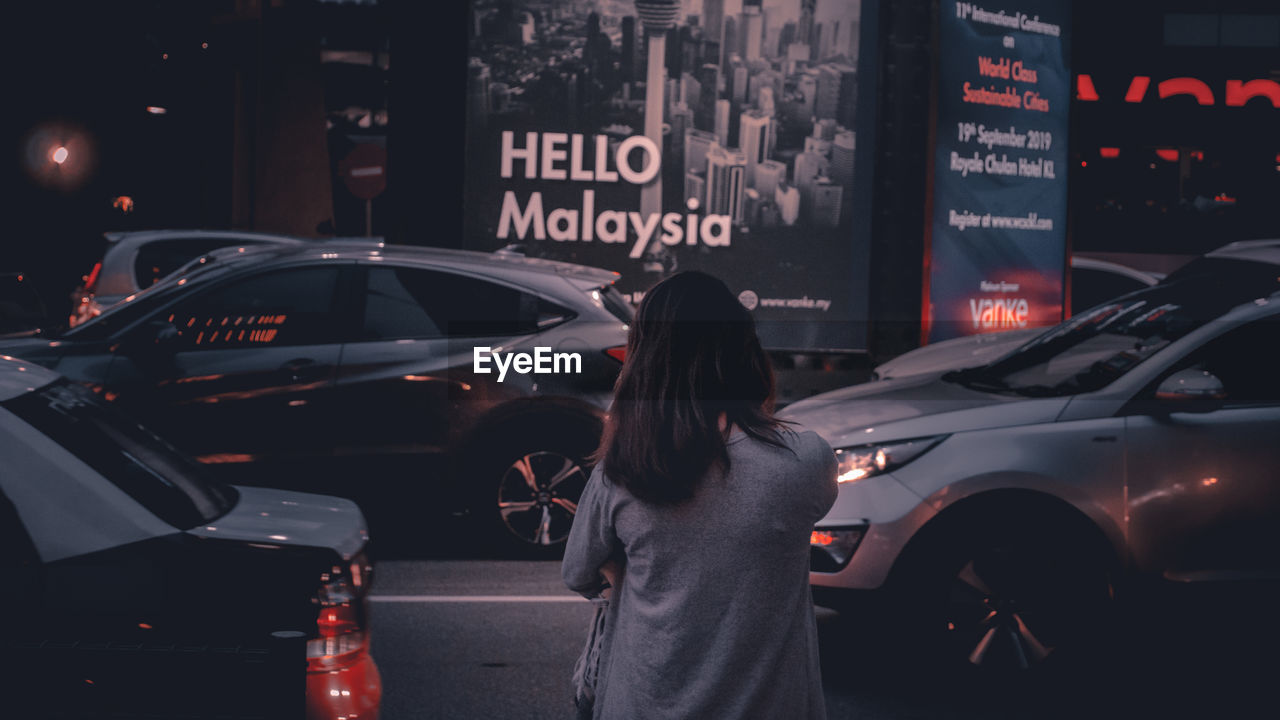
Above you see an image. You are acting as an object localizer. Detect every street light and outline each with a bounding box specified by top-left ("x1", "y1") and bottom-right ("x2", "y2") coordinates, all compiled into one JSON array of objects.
[{"x1": 23, "y1": 123, "x2": 95, "y2": 189}]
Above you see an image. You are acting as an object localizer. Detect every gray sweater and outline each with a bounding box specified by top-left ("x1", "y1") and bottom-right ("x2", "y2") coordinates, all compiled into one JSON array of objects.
[{"x1": 563, "y1": 429, "x2": 839, "y2": 720}]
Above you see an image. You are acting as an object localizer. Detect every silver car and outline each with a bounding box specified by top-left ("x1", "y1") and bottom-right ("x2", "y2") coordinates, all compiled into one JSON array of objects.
[{"x1": 784, "y1": 240, "x2": 1280, "y2": 671}]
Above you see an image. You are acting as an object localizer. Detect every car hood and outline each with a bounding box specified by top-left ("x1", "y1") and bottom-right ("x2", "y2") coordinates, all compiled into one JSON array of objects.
[
  {"x1": 780, "y1": 373, "x2": 1069, "y2": 448},
  {"x1": 873, "y1": 328, "x2": 1040, "y2": 379},
  {"x1": 186, "y1": 486, "x2": 369, "y2": 560}
]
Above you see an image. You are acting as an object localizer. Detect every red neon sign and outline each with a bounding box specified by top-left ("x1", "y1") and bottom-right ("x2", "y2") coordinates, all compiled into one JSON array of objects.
[
  {"x1": 1158, "y1": 78, "x2": 1215, "y2": 105},
  {"x1": 1077, "y1": 74, "x2": 1099, "y2": 101},
  {"x1": 1080, "y1": 75, "x2": 1280, "y2": 109},
  {"x1": 1225, "y1": 79, "x2": 1280, "y2": 108},
  {"x1": 1125, "y1": 76, "x2": 1151, "y2": 103}
]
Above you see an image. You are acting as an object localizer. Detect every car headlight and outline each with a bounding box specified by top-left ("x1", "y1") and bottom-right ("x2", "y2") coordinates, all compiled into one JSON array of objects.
[{"x1": 834, "y1": 435, "x2": 948, "y2": 483}]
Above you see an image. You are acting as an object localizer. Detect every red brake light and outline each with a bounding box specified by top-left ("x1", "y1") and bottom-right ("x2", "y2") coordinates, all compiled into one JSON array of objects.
[
  {"x1": 317, "y1": 604, "x2": 360, "y2": 637},
  {"x1": 604, "y1": 346, "x2": 626, "y2": 364}
]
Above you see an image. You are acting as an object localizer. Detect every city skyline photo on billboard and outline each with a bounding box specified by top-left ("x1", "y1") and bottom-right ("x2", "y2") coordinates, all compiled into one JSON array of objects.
[{"x1": 463, "y1": 0, "x2": 875, "y2": 351}]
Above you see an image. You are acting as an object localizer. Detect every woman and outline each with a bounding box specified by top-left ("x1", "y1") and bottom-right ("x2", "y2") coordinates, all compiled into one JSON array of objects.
[{"x1": 563, "y1": 271, "x2": 838, "y2": 719}]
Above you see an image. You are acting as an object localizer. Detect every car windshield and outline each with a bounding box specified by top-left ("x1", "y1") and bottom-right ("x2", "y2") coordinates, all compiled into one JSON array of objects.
[
  {"x1": 63, "y1": 255, "x2": 234, "y2": 340},
  {"x1": 2, "y1": 380, "x2": 236, "y2": 529},
  {"x1": 946, "y1": 267, "x2": 1280, "y2": 397}
]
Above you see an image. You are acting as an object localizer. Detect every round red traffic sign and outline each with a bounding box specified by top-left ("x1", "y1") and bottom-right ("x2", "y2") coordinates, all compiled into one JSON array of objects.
[{"x1": 339, "y1": 143, "x2": 388, "y2": 200}]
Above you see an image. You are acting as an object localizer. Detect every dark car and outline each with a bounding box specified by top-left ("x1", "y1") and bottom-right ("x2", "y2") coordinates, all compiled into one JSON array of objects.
[
  {"x1": 2, "y1": 242, "x2": 631, "y2": 553},
  {"x1": 0, "y1": 357, "x2": 380, "y2": 718}
]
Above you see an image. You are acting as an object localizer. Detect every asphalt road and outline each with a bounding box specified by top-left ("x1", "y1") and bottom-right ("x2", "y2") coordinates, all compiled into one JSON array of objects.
[{"x1": 368, "y1": 561, "x2": 1279, "y2": 720}]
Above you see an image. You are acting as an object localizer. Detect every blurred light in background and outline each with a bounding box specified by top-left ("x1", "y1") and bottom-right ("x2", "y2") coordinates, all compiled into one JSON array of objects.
[{"x1": 23, "y1": 123, "x2": 95, "y2": 191}]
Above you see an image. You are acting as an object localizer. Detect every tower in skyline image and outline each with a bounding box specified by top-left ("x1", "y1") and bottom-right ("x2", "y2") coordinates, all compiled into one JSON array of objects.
[
  {"x1": 634, "y1": 0, "x2": 681, "y2": 221},
  {"x1": 703, "y1": 0, "x2": 724, "y2": 44}
]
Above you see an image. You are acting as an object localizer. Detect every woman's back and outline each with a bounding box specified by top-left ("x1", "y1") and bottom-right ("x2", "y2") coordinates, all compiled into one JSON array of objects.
[{"x1": 564, "y1": 428, "x2": 837, "y2": 720}]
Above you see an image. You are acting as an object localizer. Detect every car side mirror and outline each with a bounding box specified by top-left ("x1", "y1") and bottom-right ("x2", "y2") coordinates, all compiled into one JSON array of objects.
[{"x1": 1154, "y1": 369, "x2": 1226, "y2": 414}]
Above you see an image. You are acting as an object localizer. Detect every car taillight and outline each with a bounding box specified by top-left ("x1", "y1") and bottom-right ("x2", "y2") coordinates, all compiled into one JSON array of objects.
[
  {"x1": 317, "y1": 603, "x2": 360, "y2": 637},
  {"x1": 604, "y1": 346, "x2": 626, "y2": 364},
  {"x1": 307, "y1": 555, "x2": 372, "y2": 672},
  {"x1": 308, "y1": 606, "x2": 366, "y2": 671}
]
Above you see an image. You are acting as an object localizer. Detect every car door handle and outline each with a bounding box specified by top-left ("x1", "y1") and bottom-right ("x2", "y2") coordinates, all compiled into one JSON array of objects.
[
  {"x1": 1091, "y1": 435, "x2": 1118, "y2": 443},
  {"x1": 279, "y1": 358, "x2": 324, "y2": 382}
]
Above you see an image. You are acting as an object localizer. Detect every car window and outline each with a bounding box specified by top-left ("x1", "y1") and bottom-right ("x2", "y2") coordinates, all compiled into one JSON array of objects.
[
  {"x1": 360, "y1": 267, "x2": 571, "y2": 340},
  {"x1": 133, "y1": 239, "x2": 267, "y2": 290},
  {"x1": 597, "y1": 284, "x2": 635, "y2": 323},
  {"x1": 63, "y1": 257, "x2": 242, "y2": 341},
  {"x1": 169, "y1": 266, "x2": 341, "y2": 349},
  {"x1": 1071, "y1": 268, "x2": 1149, "y2": 315},
  {"x1": 2, "y1": 381, "x2": 237, "y2": 529},
  {"x1": 1176, "y1": 317, "x2": 1280, "y2": 406}
]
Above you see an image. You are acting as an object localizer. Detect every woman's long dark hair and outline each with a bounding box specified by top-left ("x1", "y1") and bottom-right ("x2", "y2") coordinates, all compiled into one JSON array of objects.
[{"x1": 597, "y1": 271, "x2": 789, "y2": 504}]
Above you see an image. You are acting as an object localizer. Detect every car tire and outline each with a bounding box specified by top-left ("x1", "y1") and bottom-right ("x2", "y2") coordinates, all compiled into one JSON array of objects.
[
  {"x1": 469, "y1": 416, "x2": 600, "y2": 558},
  {"x1": 891, "y1": 513, "x2": 1117, "y2": 678}
]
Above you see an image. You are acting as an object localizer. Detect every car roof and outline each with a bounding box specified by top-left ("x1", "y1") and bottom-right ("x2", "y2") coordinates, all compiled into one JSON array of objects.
[
  {"x1": 103, "y1": 229, "x2": 314, "y2": 248},
  {"x1": 1203, "y1": 238, "x2": 1280, "y2": 266},
  {"x1": 0, "y1": 355, "x2": 60, "y2": 402},
  {"x1": 1069, "y1": 256, "x2": 1163, "y2": 284},
  {"x1": 190, "y1": 242, "x2": 622, "y2": 288}
]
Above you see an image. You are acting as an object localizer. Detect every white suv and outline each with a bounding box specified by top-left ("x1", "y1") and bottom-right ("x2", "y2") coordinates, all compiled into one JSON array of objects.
[{"x1": 783, "y1": 240, "x2": 1280, "y2": 671}]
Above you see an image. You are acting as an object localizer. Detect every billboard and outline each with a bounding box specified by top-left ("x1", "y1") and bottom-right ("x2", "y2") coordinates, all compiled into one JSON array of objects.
[
  {"x1": 924, "y1": 0, "x2": 1070, "y2": 343},
  {"x1": 463, "y1": 1, "x2": 876, "y2": 351}
]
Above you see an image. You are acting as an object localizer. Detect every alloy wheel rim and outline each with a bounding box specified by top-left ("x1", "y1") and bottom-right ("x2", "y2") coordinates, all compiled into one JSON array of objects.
[
  {"x1": 496, "y1": 451, "x2": 587, "y2": 546},
  {"x1": 944, "y1": 554, "x2": 1058, "y2": 671}
]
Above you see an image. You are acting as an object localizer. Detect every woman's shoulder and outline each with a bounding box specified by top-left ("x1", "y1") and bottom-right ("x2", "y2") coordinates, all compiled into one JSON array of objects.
[
  {"x1": 736, "y1": 426, "x2": 833, "y2": 469},
  {"x1": 774, "y1": 426, "x2": 833, "y2": 457}
]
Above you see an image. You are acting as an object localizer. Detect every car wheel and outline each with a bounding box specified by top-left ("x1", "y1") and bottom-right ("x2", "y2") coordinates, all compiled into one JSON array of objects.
[
  {"x1": 472, "y1": 422, "x2": 598, "y2": 557},
  {"x1": 898, "y1": 519, "x2": 1116, "y2": 676}
]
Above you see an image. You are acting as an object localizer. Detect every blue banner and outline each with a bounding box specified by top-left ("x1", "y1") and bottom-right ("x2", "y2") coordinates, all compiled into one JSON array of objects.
[{"x1": 926, "y1": 0, "x2": 1070, "y2": 342}]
